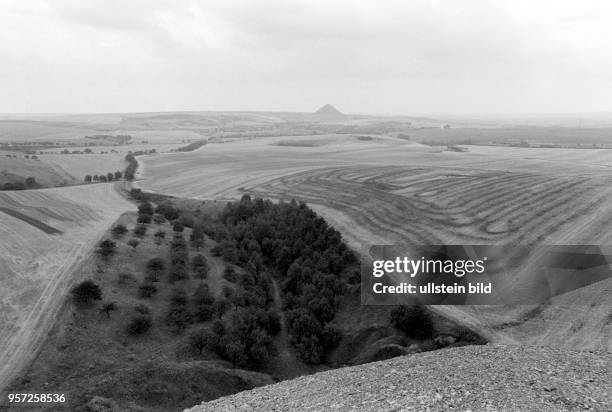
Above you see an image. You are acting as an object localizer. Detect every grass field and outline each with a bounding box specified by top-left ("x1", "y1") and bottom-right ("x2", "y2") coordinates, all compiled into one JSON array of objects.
[
  {"x1": 137, "y1": 134, "x2": 612, "y2": 351},
  {"x1": 0, "y1": 183, "x2": 135, "y2": 392}
]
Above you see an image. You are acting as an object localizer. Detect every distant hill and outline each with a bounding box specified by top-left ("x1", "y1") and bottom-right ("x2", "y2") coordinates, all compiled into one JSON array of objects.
[{"x1": 315, "y1": 104, "x2": 344, "y2": 116}]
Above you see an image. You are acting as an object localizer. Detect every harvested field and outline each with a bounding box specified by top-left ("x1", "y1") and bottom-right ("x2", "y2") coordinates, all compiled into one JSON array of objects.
[
  {"x1": 0, "y1": 183, "x2": 135, "y2": 393},
  {"x1": 138, "y1": 135, "x2": 612, "y2": 351}
]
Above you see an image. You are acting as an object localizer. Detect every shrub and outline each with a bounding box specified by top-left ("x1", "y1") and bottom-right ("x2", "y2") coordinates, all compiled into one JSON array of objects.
[
  {"x1": 101, "y1": 302, "x2": 118, "y2": 318},
  {"x1": 145, "y1": 257, "x2": 165, "y2": 282},
  {"x1": 97, "y1": 239, "x2": 116, "y2": 258},
  {"x1": 389, "y1": 305, "x2": 435, "y2": 340},
  {"x1": 111, "y1": 224, "x2": 128, "y2": 238},
  {"x1": 153, "y1": 215, "x2": 166, "y2": 224},
  {"x1": 139, "y1": 282, "x2": 158, "y2": 298},
  {"x1": 117, "y1": 272, "x2": 135, "y2": 285},
  {"x1": 223, "y1": 266, "x2": 238, "y2": 282},
  {"x1": 188, "y1": 328, "x2": 217, "y2": 355},
  {"x1": 137, "y1": 214, "x2": 152, "y2": 224},
  {"x1": 127, "y1": 239, "x2": 140, "y2": 249},
  {"x1": 129, "y1": 188, "x2": 143, "y2": 200},
  {"x1": 165, "y1": 305, "x2": 190, "y2": 334},
  {"x1": 213, "y1": 299, "x2": 231, "y2": 317},
  {"x1": 190, "y1": 224, "x2": 206, "y2": 248},
  {"x1": 133, "y1": 225, "x2": 147, "y2": 238},
  {"x1": 168, "y1": 264, "x2": 189, "y2": 283},
  {"x1": 134, "y1": 304, "x2": 151, "y2": 315},
  {"x1": 138, "y1": 202, "x2": 154, "y2": 216},
  {"x1": 192, "y1": 254, "x2": 209, "y2": 279},
  {"x1": 70, "y1": 280, "x2": 102, "y2": 305},
  {"x1": 173, "y1": 221, "x2": 184, "y2": 233},
  {"x1": 192, "y1": 284, "x2": 215, "y2": 322},
  {"x1": 126, "y1": 315, "x2": 152, "y2": 335},
  {"x1": 154, "y1": 230, "x2": 166, "y2": 244},
  {"x1": 155, "y1": 201, "x2": 180, "y2": 220}
]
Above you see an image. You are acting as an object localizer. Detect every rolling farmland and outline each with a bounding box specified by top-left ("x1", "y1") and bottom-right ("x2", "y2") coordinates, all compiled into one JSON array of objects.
[
  {"x1": 0, "y1": 183, "x2": 134, "y2": 391},
  {"x1": 138, "y1": 134, "x2": 612, "y2": 351}
]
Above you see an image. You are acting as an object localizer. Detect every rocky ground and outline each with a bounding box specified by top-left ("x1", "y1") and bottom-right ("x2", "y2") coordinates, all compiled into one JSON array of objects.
[{"x1": 186, "y1": 344, "x2": 611, "y2": 412}]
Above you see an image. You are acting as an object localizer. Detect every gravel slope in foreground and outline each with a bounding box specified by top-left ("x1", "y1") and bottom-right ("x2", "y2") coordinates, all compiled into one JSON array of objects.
[{"x1": 187, "y1": 344, "x2": 610, "y2": 412}]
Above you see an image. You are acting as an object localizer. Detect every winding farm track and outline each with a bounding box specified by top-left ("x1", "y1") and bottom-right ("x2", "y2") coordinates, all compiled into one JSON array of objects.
[
  {"x1": 0, "y1": 183, "x2": 134, "y2": 393},
  {"x1": 138, "y1": 135, "x2": 612, "y2": 351}
]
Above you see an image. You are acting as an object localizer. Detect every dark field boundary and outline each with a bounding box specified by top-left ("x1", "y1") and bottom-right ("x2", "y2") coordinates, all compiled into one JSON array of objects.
[{"x1": 0, "y1": 207, "x2": 62, "y2": 234}]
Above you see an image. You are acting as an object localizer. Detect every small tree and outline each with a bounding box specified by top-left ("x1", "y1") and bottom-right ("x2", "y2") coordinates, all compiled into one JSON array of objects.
[
  {"x1": 139, "y1": 282, "x2": 158, "y2": 298},
  {"x1": 127, "y1": 239, "x2": 140, "y2": 249},
  {"x1": 97, "y1": 239, "x2": 116, "y2": 259},
  {"x1": 138, "y1": 202, "x2": 154, "y2": 216},
  {"x1": 25, "y1": 176, "x2": 36, "y2": 187},
  {"x1": 114, "y1": 170, "x2": 122, "y2": 180},
  {"x1": 101, "y1": 301, "x2": 118, "y2": 318},
  {"x1": 145, "y1": 257, "x2": 165, "y2": 282},
  {"x1": 84, "y1": 175, "x2": 92, "y2": 183},
  {"x1": 188, "y1": 328, "x2": 216, "y2": 355},
  {"x1": 70, "y1": 280, "x2": 102, "y2": 305},
  {"x1": 126, "y1": 315, "x2": 152, "y2": 335}
]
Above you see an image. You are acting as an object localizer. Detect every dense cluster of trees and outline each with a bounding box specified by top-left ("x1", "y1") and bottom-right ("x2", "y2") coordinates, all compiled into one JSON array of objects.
[{"x1": 209, "y1": 195, "x2": 357, "y2": 363}]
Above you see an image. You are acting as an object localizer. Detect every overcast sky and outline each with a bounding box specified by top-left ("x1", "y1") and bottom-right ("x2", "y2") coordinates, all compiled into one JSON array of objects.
[{"x1": 1, "y1": 0, "x2": 611, "y2": 115}]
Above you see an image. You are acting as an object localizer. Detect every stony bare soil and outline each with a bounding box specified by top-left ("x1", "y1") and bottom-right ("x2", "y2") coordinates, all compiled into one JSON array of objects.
[{"x1": 187, "y1": 344, "x2": 611, "y2": 412}]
